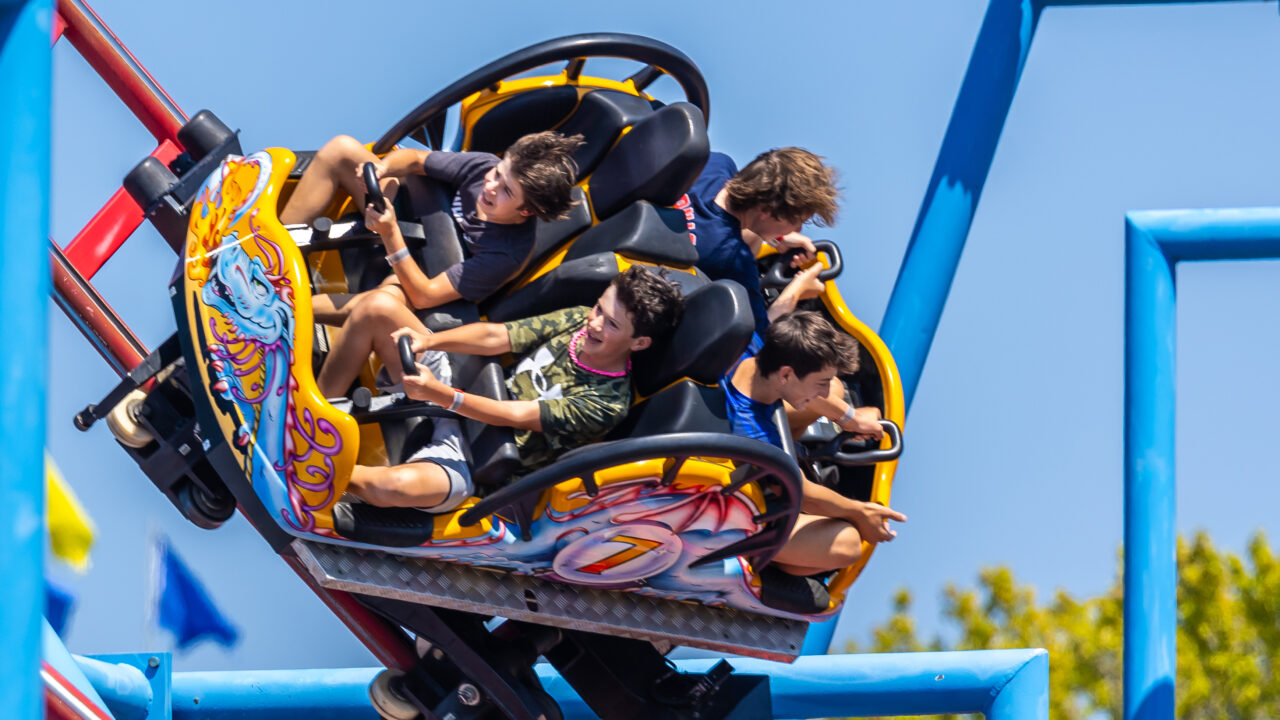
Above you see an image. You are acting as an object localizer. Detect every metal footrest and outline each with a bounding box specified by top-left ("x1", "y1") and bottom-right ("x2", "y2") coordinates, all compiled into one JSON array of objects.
[{"x1": 291, "y1": 540, "x2": 807, "y2": 662}]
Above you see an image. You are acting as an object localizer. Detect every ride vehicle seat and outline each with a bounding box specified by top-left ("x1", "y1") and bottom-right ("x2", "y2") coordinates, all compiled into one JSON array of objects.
[
  {"x1": 607, "y1": 280, "x2": 754, "y2": 440},
  {"x1": 519, "y1": 101, "x2": 710, "y2": 274}
]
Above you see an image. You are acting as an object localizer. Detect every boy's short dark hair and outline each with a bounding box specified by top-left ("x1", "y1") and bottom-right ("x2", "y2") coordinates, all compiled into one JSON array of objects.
[
  {"x1": 723, "y1": 147, "x2": 839, "y2": 227},
  {"x1": 756, "y1": 311, "x2": 859, "y2": 378},
  {"x1": 610, "y1": 266, "x2": 685, "y2": 341},
  {"x1": 504, "y1": 131, "x2": 586, "y2": 222}
]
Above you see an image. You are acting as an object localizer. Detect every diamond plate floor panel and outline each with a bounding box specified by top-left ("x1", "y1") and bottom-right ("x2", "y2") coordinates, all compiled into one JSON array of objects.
[{"x1": 292, "y1": 540, "x2": 807, "y2": 662}]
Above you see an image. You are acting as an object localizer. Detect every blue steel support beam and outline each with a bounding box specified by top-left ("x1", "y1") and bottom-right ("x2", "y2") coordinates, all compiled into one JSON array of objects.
[
  {"x1": 879, "y1": 0, "x2": 1271, "y2": 412},
  {"x1": 1123, "y1": 207, "x2": 1280, "y2": 720},
  {"x1": 155, "y1": 651, "x2": 1048, "y2": 720},
  {"x1": 0, "y1": 0, "x2": 53, "y2": 718},
  {"x1": 878, "y1": 0, "x2": 1041, "y2": 410}
]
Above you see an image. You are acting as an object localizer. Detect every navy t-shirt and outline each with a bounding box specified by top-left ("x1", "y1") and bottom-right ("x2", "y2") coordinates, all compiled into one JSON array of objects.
[
  {"x1": 679, "y1": 152, "x2": 770, "y2": 336},
  {"x1": 421, "y1": 151, "x2": 536, "y2": 303},
  {"x1": 719, "y1": 335, "x2": 784, "y2": 449}
]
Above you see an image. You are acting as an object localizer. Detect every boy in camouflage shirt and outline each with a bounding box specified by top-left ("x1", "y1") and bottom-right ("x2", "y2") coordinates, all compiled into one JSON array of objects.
[{"x1": 343, "y1": 267, "x2": 685, "y2": 512}]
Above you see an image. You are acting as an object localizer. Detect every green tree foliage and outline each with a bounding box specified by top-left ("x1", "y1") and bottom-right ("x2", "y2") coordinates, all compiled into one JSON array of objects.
[{"x1": 845, "y1": 531, "x2": 1278, "y2": 719}]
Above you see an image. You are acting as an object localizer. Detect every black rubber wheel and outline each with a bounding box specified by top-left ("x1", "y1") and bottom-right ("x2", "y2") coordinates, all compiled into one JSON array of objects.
[
  {"x1": 177, "y1": 110, "x2": 236, "y2": 163},
  {"x1": 175, "y1": 482, "x2": 236, "y2": 530},
  {"x1": 123, "y1": 156, "x2": 178, "y2": 212}
]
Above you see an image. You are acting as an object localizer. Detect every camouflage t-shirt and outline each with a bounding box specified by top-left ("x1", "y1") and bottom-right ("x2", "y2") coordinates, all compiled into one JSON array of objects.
[{"x1": 503, "y1": 306, "x2": 632, "y2": 470}]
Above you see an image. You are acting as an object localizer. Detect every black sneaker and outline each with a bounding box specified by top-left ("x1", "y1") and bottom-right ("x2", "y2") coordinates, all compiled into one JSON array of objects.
[{"x1": 758, "y1": 566, "x2": 831, "y2": 614}]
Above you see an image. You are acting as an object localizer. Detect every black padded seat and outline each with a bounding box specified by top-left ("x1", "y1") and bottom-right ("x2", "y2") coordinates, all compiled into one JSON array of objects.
[
  {"x1": 555, "y1": 89, "x2": 656, "y2": 178},
  {"x1": 466, "y1": 86, "x2": 582, "y2": 156},
  {"x1": 585, "y1": 102, "x2": 709, "y2": 221},
  {"x1": 563, "y1": 201, "x2": 697, "y2": 268},
  {"x1": 483, "y1": 252, "x2": 707, "y2": 323},
  {"x1": 630, "y1": 280, "x2": 753, "y2": 398},
  {"x1": 606, "y1": 380, "x2": 729, "y2": 440},
  {"x1": 335, "y1": 176, "x2": 466, "y2": 295},
  {"x1": 527, "y1": 186, "x2": 592, "y2": 270}
]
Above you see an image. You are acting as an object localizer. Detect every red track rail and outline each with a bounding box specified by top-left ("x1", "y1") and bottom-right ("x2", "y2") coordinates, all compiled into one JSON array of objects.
[{"x1": 50, "y1": 0, "x2": 418, "y2": 670}]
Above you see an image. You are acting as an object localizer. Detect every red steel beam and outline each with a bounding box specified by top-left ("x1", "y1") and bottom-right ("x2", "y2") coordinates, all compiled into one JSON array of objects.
[
  {"x1": 61, "y1": 138, "x2": 182, "y2": 279},
  {"x1": 54, "y1": 0, "x2": 186, "y2": 143}
]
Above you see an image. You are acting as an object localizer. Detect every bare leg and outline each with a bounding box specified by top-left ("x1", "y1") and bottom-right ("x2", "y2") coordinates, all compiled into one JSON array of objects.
[
  {"x1": 348, "y1": 462, "x2": 452, "y2": 508},
  {"x1": 316, "y1": 289, "x2": 427, "y2": 397},
  {"x1": 312, "y1": 293, "x2": 359, "y2": 326},
  {"x1": 279, "y1": 134, "x2": 400, "y2": 225},
  {"x1": 771, "y1": 513, "x2": 865, "y2": 575}
]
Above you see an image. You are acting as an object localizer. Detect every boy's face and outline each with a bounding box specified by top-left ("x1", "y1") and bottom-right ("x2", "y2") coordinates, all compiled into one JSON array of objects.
[
  {"x1": 778, "y1": 364, "x2": 837, "y2": 410},
  {"x1": 747, "y1": 212, "x2": 805, "y2": 242},
  {"x1": 583, "y1": 285, "x2": 652, "y2": 358},
  {"x1": 479, "y1": 158, "x2": 534, "y2": 224}
]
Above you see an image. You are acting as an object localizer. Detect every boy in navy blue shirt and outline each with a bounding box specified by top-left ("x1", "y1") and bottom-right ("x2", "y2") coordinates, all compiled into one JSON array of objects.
[
  {"x1": 679, "y1": 147, "x2": 839, "y2": 335},
  {"x1": 722, "y1": 311, "x2": 905, "y2": 613}
]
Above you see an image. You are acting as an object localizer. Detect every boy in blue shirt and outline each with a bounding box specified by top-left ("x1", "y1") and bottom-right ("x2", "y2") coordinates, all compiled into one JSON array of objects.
[
  {"x1": 722, "y1": 311, "x2": 905, "y2": 613},
  {"x1": 680, "y1": 147, "x2": 839, "y2": 334}
]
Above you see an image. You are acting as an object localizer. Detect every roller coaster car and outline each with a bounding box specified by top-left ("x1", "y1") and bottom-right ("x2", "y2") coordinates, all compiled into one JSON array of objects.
[{"x1": 89, "y1": 34, "x2": 904, "y2": 670}]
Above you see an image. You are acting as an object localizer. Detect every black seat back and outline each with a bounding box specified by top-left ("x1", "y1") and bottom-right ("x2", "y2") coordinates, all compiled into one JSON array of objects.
[
  {"x1": 466, "y1": 86, "x2": 581, "y2": 156},
  {"x1": 631, "y1": 280, "x2": 753, "y2": 398},
  {"x1": 564, "y1": 200, "x2": 697, "y2": 268},
  {"x1": 585, "y1": 102, "x2": 709, "y2": 220},
  {"x1": 606, "y1": 380, "x2": 729, "y2": 440},
  {"x1": 484, "y1": 252, "x2": 707, "y2": 323}
]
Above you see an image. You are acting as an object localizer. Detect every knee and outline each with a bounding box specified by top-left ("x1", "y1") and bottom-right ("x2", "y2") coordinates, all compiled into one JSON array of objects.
[
  {"x1": 348, "y1": 289, "x2": 406, "y2": 327},
  {"x1": 315, "y1": 134, "x2": 366, "y2": 166},
  {"x1": 827, "y1": 524, "x2": 865, "y2": 568}
]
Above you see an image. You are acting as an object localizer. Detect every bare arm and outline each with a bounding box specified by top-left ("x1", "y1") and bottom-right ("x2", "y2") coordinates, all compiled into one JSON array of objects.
[
  {"x1": 366, "y1": 204, "x2": 463, "y2": 310},
  {"x1": 392, "y1": 321, "x2": 512, "y2": 357},
  {"x1": 766, "y1": 263, "x2": 825, "y2": 322},
  {"x1": 402, "y1": 365, "x2": 542, "y2": 431},
  {"x1": 378, "y1": 147, "x2": 430, "y2": 178},
  {"x1": 786, "y1": 377, "x2": 884, "y2": 440},
  {"x1": 800, "y1": 477, "x2": 905, "y2": 543}
]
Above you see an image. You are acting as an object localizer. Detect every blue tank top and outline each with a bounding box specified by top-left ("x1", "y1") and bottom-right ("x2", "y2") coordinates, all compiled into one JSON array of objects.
[{"x1": 719, "y1": 335, "x2": 783, "y2": 450}]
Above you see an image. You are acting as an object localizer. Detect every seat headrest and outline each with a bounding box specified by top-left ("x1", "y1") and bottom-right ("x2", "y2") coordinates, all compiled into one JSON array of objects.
[
  {"x1": 555, "y1": 89, "x2": 656, "y2": 178},
  {"x1": 586, "y1": 103, "x2": 710, "y2": 220},
  {"x1": 466, "y1": 86, "x2": 581, "y2": 155},
  {"x1": 565, "y1": 201, "x2": 698, "y2": 268},
  {"x1": 632, "y1": 280, "x2": 753, "y2": 397},
  {"x1": 484, "y1": 252, "x2": 707, "y2": 324}
]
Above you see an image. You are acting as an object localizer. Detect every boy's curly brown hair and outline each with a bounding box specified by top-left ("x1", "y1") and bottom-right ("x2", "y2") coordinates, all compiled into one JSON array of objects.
[
  {"x1": 504, "y1": 131, "x2": 586, "y2": 222},
  {"x1": 610, "y1": 266, "x2": 685, "y2": 341},
  {"x1": 723, "y1": 147, "x2": 839, "y2": 227}
]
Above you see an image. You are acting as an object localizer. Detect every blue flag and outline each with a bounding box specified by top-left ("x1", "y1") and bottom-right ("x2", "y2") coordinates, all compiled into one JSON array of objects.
[
  {"x1": 45, "y1": 580, "x2": 75, "y2": 636},
  {"x1": 150, "y1": 536, "x2": 239, "y2": 650}
]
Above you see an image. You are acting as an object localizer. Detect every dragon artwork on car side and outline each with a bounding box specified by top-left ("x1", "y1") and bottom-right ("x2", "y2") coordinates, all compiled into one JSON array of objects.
[{"x1": 185, "y1": 151, "x2": 351, "y2": 533}]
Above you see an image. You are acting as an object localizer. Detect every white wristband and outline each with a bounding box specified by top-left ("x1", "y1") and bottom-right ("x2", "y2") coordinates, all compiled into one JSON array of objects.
[
  {"x1": 385, "y1": 247, "x2": 411, "y2": 266},
  {"x1": 448, "y1": 390, "x2": 464, "y2": 412},
  {"x1": 838, "y1": 405, "x2": 857, "y2": 428}
]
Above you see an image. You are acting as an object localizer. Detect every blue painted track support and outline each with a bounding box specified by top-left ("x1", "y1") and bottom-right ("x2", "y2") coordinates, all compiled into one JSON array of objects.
[
  {"x1": 97, "y1": 650, "x2": 1045, "y2": 719},
  {"x1": 0, "y1": 0, "x2": 53, "y2": 717},
  {"x1": 1124, "y1": 207, "x2": 1280, "y2": 720},
  {"x1": 878, "y1": 0, "x2": 1041, "y2": 411}
]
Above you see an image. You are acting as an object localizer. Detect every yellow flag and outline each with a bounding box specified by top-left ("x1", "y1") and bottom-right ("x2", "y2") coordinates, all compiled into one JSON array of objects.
[{"x1": 46, "y1": 453, "x2": 96, "y2": 572}]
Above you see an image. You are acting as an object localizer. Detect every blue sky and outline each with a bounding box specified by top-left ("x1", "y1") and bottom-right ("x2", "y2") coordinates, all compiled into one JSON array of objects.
[{"x1": 45, "y1": 0, "x2": 1280, "y2": 670}]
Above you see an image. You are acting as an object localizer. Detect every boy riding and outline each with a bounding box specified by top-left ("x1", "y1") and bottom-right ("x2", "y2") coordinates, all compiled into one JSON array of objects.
[
  {"x1": 722, "y1": 310, "x2": 906, "y2": 613},
  {"x1": 338, "y1": 267, "x2": 684, "y2": 514},
  {"x1": 277, "y1": 131, "x2": 584, "y2": 398}
]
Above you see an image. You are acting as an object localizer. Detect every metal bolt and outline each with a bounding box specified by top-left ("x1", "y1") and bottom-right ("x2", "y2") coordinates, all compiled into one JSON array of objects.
[
  {"x1": 148, "y1": 656, "x2": 160, "y2": 668},
  {"x1": 177, "y1": 443, "x2": 190, "y2": 456},
  {"x1": 935, "y1": 674, "x2": 945, "y2": 681},
  {"x1": 169, "y1": 286, "x2": 177, "y2": 297},
  {"x1": 457, "y1": 683, "x2": 482, "y2": 707}
]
